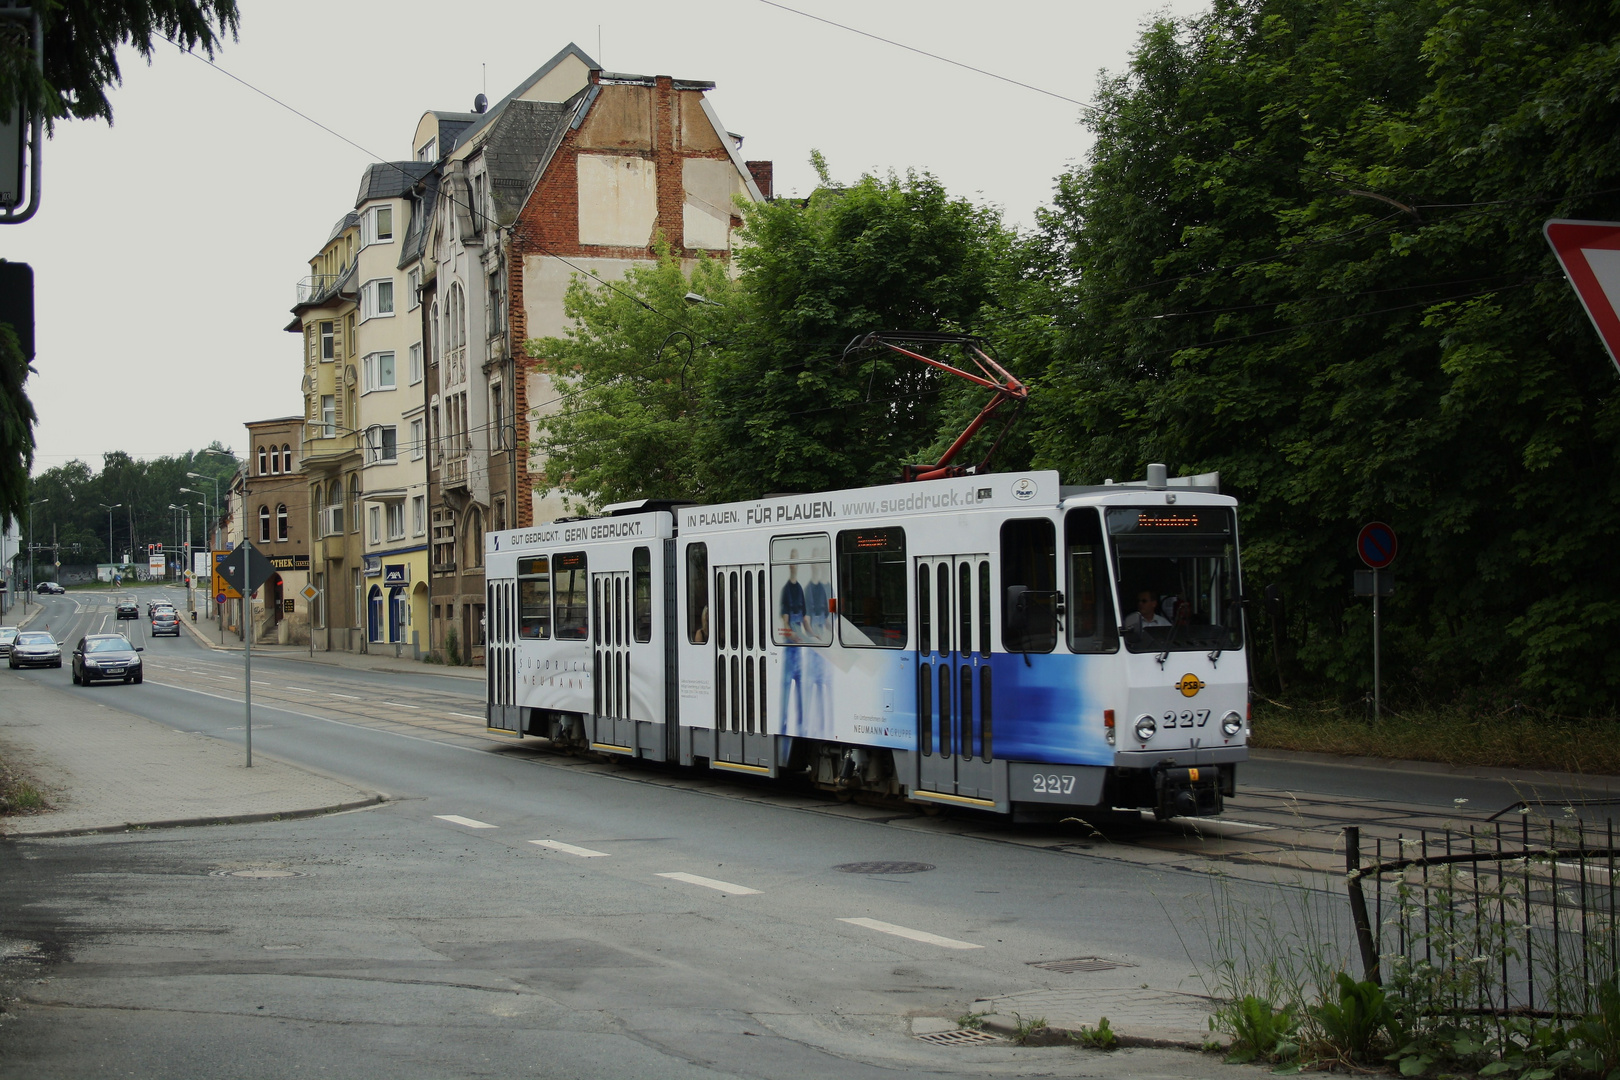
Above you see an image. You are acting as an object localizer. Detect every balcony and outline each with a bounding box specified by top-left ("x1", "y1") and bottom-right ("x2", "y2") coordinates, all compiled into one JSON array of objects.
[
  {"x1": 442, "y1": 439, "x2": 471, "y2": 490},
  {"x1": 296, "y1": 263, "x2": 353, "y2": 305}
]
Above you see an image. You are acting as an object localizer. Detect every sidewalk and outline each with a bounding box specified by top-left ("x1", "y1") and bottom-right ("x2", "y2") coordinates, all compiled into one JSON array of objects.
[
  {"x1": 0, "y1": 672, "x2": 384, "y2": 838},
  {"x1": 179, "y1": 612, "x2": 483, "y2": 681}
]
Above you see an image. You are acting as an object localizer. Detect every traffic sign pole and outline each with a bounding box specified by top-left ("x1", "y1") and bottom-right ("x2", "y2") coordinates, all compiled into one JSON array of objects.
[
  {"x1": 1356, "y1": 522, "x2": 1399, "y2": 719},
  {"x1": 1373, "y1": 571, "x2": 1381, "y2": 721}
]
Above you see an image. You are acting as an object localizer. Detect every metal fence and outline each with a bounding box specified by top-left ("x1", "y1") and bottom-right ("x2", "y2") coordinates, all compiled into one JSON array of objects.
[{"x1": 1345, "y1": 821, "x2": 1620, "y2": 1023}]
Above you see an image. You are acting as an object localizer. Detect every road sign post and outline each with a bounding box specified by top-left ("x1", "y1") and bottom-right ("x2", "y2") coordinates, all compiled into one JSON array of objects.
[
  {"x1": 1356, "y1": 522, "x2": 1398, "y2": 719},
  {"x1": 217, "y1": 542, "x2": 276, "y2": 768},
  {"x1": 299, "y1": 582, "x2": 320, "y2": 659}
]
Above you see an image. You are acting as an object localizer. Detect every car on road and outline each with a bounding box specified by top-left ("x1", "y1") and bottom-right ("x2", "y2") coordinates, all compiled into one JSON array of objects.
[
  {"x1": 150, "y1": 609, "x2": 180, "y2": 637},
  {"x1": 0, "y1": 626, "x2": 17, "y2": 657},
  {"x1": 8, "y1": 630, "x2": 61, "y2": 668},
  {"x1": 71, "y1": 634, "x2": 143, "y2": 685},
  {"x1": 115, "y1": 601, "x2": 138, "y2": 620},
  {"x1": 147, "y1": 600, "x2": 175, "y2": 617},
  {"x1": 35, "y1": 582, "x2": 65, "y2": 595}
]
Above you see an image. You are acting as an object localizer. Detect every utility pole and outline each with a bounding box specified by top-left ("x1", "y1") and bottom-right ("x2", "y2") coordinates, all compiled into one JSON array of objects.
[
  {"x1": 25, "y1": 498, "x2": 45, "y2": 607},
  {"x1": 100, "y1": 503, "x2": 122, "y2": 574}
]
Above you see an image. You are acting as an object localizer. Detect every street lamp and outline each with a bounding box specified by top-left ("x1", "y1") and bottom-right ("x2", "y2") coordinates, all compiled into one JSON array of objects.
[
  {"x1": 99, "y1": 503, "x2": 122, "y2": 568},
  {"x1": 25, "y1": 497, "x2": 45, "y2": 609},
  {"x1": 186, "y1": 470, "x2": 220, "y2": 548}
]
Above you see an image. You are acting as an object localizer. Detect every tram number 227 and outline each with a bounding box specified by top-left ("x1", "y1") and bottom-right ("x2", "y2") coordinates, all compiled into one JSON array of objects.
[
  {"x1": 1031, "y1": 773, "x2": 1078, "y2": 795},
  {"x1": 1165, "y1": 710, "x2": 1212, "y2": 728}
]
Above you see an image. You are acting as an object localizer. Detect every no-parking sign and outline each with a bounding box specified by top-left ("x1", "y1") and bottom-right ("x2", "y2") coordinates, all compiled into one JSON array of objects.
[{"x1": 1357, "y1": 522, "x2": 1398, "y2": 569}]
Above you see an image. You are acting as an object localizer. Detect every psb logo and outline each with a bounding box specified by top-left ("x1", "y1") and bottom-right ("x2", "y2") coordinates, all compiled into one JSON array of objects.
[
  {"x1": 1011, "y1": 477, "x2": 1038, "y2": 501},
  {"x1": 1177, "y1": 673, "x2": 1206, "y2": 698}
]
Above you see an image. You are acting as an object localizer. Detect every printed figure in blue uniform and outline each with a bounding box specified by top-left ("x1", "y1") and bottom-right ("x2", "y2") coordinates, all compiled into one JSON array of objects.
[
  {"x1": 778, "y1": 551, "x2": 806, "y2": 729},
  {"x1": 803, "y1": 562, "x2": 832, "y2": 735}
]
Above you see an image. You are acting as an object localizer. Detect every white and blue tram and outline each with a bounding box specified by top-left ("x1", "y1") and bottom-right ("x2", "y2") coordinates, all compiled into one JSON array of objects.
[{"x1": 483, "y1": 467, "x2": 1248, "y2": 819}]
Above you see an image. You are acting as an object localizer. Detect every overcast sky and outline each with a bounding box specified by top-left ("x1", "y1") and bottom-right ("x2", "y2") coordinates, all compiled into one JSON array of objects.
[{"x1": 9, "y1": 0, "x2": 1207, "y2": 475}]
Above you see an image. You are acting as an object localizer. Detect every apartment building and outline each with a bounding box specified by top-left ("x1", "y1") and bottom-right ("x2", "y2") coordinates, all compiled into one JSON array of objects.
[
  {"x1": 240, "y1": 416, "x2": 309, "y2": 643},
  {"x1": 417, "y1": 44, "x2": 768, "y2": 665}
]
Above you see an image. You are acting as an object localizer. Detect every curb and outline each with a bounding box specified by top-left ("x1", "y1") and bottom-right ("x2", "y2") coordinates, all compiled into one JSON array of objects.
[
  {"x1": 175, "y1": 612, "x2": 482, "y2": 681},
  {"x1": 4, "y1": 792, "x2": 391, "y2": 839},
  {"x1": 1248, "y1": 747, "x2": 1620, "y2": 785},
  {"x1": 978, "y1": 1013, "x2": 1212, "y2": 1051},
  {"x1": 178, "y1": 611, "x2": 228, "y2": 651}
]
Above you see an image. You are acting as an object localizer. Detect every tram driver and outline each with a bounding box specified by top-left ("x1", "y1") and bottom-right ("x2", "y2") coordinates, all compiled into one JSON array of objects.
[{"x1": 1123, "y1": 589, "x2": 1171, "y2": 632}]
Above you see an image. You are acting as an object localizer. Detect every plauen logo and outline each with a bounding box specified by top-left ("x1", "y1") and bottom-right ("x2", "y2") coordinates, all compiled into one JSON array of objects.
[{"x1": 1011, "y1": 477, "x2": 1038, "y2": 501}]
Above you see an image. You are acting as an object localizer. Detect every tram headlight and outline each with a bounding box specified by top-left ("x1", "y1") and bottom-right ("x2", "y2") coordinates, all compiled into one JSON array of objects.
[
  {"x1": 1221, "y1": 711, "x2": 1243, "y2": 737},
  {"x1": 1133, "y1": 715, "x2": 1156, "y2": 742}
]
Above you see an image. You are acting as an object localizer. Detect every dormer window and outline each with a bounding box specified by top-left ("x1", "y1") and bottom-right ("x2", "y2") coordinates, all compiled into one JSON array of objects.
[{"x1": 418, "y1": 138, "x2": 436, "y2": 163}]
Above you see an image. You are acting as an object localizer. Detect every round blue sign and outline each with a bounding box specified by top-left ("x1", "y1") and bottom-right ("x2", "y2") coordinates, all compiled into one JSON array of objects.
[
  {"x1": 215, "y1": 592, "x2": 226, "y2": 604},
  {"x1": 1357, "y1": 522, "x2": 1398, "y2": 569}
]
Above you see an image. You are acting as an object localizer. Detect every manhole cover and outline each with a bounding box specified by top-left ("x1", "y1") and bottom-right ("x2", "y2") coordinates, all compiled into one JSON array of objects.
[
  {"x1": 210, "y1": 869, "x2": 304, "y2": 879},
  {"x1": 1029, "y1": 956, "x2": 1134, "y2": 973},
  {"x1": 834, "y1": 861, "x2": 936, "y2": 874},
  {"x1": 916, "y1": 1029, "x2": 999, "y2": 1046}
]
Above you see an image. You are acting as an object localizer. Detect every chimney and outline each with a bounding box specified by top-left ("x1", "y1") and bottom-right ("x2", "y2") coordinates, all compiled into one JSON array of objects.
[{"x1": 746, "y1": 160, "x2": 774, "y2": 200}]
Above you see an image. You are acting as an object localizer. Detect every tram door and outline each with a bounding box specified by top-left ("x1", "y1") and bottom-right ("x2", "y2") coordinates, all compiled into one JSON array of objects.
[
  {"x1": 916, "y1": 555, "x2": 995, "y2": 800},
  {"x1": 712, "y1": 562, "x2": 770, "y2": 767},
  {"x1": 592, "y1": 570, "x2": 634, "y2": 749}
]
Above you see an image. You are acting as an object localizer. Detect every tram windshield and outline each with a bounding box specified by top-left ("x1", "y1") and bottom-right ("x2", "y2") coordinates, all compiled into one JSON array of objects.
[{"x1": 1106, "y1": 506, "x2": 1243, "y2": 653}]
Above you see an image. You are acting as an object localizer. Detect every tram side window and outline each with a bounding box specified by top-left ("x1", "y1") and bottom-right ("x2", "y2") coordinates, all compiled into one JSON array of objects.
[
  {"x1": 553, "y1": 552, "x2": 589, "y2": 640},
  {"x1": 686, "y1": 543, "x2": 709, "y2": 643},
  {"x1": 1065, "y1": 508, "x2": 1119, "y2": 654},
  {"x1": 518, "y1": 556, "x2": 551, "y2": 639},
  {"x1": 632, "y1": 546, "x2": 652, "y2": 643},
  {"x1": 1001, "y1": 518, "x2": 1057, "y2": 653},
  {"x1": 837, "y1": 527, "x2": 907, "y2": 648},
  {"x1": 771, "y1": 534, "x2": 832, "y2": 645}
]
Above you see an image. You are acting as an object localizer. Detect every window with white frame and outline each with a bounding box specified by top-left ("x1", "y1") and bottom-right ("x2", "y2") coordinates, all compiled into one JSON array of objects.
[
  {"x1": 408, "y1": 342, "x2": 422, "y2": 385},
  {"x1": 281, "y1": 444, "x2": 292, "y2": 472},
  {"x1": 276, "y1": 504, "x2": 288, "y2": 541},
  {"x1": 256, "y1": 445, "x2": 267, "y2": 474},
  {"x1": 386, "y1": 502, "x2": 404, "y2": 541},
  {"x1": 319, "y1": 321, "x2": 335, "y2": 361},
  {"x1": 365, "y1": 425, "x2": 397, "y2": 464},
  {"x1": 362, "y1": 205, "x2": 393, "y2": 247},
  {"x1": 361, "y1": 278, "x2": 395, "y2": 321},
  {"x1": 320, "y1": 395, "x2": 335, "y2": 438},
  {"x1": 412, "y1": 494, "x2": 426, "y2": 536},
  {"x1": 409, "y1": 418, "x2": 424, "y2": 460},
  {"x1": 369, "y1": 505, "x2": 381, "y2": 545},
  {"x1": 362, "y1": 351, "x2": 396, "y2": 393},
  {"x1": 258, "y1": 505, "x2": 271, "y2": 543},
  {"x1": 407, "y1": 268, "x2": 421, "y2": 310},
  {"x1": 417, "y1": 138, "x2": 436, "y2": 163}
]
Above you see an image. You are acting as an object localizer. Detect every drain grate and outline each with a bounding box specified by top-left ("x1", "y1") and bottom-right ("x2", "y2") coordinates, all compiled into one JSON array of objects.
[
  {"x1": 1029, "y1": 956, "x2": 1134, "y2": 973},
  {"x1": 916, "y1": 1029, "x2": 999, "y2": 1046},
  {"x1": 834, "y1": 861, "x2": 936, "y2": 874}
]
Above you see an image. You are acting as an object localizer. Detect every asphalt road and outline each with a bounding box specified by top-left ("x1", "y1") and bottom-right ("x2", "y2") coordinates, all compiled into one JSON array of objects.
[{"x1": 1, "y1": 584, "x2": 1612, "y2": 1078}]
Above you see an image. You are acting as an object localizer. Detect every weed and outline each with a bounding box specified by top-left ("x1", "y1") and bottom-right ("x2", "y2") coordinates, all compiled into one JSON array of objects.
[
  {"x1": 955, "y1": 1011, "x2": 985, "y2": 1030},
  {"x1": 1220, "y1": 996, "x2": 1299, "y2": 1065},
  {"x1": 0, "y1": 758, "x2": 49, "y2": 816},
  {"x1": 1311, "y1": 972, "x2": 1396, "y2": 1063},
  {"x1": 1071, "y1": 1016, "x2": 1118, "y2": 1050},
  {"x1": 1010, "y1": 1013, "x2": 1048, "y2": 1046},
  {"x1": 444, "y1": 626, "x2": 462, "y2": 667}
]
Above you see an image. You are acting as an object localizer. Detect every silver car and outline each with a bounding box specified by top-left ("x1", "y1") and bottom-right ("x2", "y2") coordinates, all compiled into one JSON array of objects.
[
  {"x1": 0, "y1": 626, "x2": 17, "y2": 657},
  {"x1": 8, "y1": 630, "x2": 62, "y2": 668}
]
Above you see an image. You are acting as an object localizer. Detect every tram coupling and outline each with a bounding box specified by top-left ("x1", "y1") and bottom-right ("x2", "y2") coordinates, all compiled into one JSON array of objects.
[{"x1": 1153, "y1": 763, "x2": 1226, "y2": 820}]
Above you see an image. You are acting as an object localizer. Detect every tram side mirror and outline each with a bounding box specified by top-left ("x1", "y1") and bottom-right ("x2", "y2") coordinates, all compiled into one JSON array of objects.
[
  {"x1": 1005, "y1": 585, "x2": 1031, "y2": 637},
  {"x1": 1263, "y1": 583, "x2": 1285, "y2": 620}
]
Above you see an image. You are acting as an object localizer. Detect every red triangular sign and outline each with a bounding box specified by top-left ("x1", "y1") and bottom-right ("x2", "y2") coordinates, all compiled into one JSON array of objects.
[{"x1": 1545, "y1": 219, "x2": 1620, "y2": 376}]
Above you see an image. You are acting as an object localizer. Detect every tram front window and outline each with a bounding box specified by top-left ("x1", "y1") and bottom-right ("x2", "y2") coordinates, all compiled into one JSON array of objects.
[{"x1": 1106, "y1": 506, "x2": 1242, "y2": 653}]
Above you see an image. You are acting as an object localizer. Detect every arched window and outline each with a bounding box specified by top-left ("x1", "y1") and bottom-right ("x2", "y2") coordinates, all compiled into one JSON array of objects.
[
  {"x1": 258, "y1": 505, "x2": 271, "y2": 543},
  {"x1": 276, "y1": 504, "x2": 288, "y2": 541},
  {"x1": 256, "y1": 445, "x2": 267, "y2": 474},
  {"x1": 429, "y1": 301, "x2": 439, "y2": 364},
  {"x1": 349, "y1": 474, "x2": 360, "y2": 532},
  {"x1": 327, "y1": 480, "x2": 342, "y2": 534},
  {"x1": 281, "y1": 444, "x2": 292, "y2": 473},
  {"x1": 463, "y1": 506, "x2": 484, "y2": 568},
  {"x1": 269, "y1": 448, "x2": 279, "y2": 475}
]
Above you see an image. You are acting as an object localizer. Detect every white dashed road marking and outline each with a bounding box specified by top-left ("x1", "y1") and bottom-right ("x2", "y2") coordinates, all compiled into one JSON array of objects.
[
  {"x1": 837, "y1": 918, "x2": 982, "y2": 950},
  {"x1": 448, "y1": 712, "x2": 484, "y2": 721},
  {"x1": 529, "y1": 839, "x2": 611, "y2": 858},
  {"x1": 383, "y1": 702, "x2": 420, "y2": 710},
  {"x1": 329, "y1": 693, "x2": 361, "y2": 700},
  {"x1": 434, "y1": 815, "x2": 498, "y2": 829},
  {"x1": 656, "y1": 872, "x2": 761, "y2": 896}
]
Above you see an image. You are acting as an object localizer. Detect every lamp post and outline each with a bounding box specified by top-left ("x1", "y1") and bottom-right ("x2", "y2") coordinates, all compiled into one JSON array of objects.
[
  {"x1": 99, "y1": 502, "x2": 122, "y2": 573},
  {"x1": 25, "y1": 497, "x2": 45, "y2": 608},
  {"x1": 186, "y1": 470, "x2": 220, "y2": 549}
]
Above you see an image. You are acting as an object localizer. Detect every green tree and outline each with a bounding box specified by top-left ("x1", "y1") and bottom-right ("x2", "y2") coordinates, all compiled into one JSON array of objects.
[
  {"x1": 1030, "y1": 0, "x2": 1620, "y2": 708},
  {"x1": 0, "y1": 0, "x2": 238, "y2": 126},
  {"x1": 0, "y1": 323, "x2": 35, "y2": 523}
]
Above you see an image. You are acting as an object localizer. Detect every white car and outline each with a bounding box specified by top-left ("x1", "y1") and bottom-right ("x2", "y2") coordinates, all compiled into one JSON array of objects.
[
  {"x1": 8, "y1": 630, "x2": 62, "y2": 669},
  {"x1": 0, "y1": 626, "x2": 17, "y2": 657}
]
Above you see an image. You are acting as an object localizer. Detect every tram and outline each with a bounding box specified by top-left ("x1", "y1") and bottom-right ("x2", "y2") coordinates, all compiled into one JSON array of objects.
[{"x1": 483, "y1": 465, "x2": 1248, "y2": 820}]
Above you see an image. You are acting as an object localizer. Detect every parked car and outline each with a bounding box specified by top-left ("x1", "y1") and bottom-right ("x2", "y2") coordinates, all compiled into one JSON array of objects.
[
  {"x1": 71, "y1": 634, "x2": 143, "y2": 685},
  {"x1": 0, "y1": 626, "x2": 17, "y2": 657},
  {"x1": 150, "y1": 610, "x2": 180, "y2": 637},
  {"x1": 8, "y1": 630, "x2": 61, "y2": 668},
  {"x1": 35, "y1": 582, "x2": 65, "y2": 595},
  {"x1": 115, "y1": 601, "x2": 139, "y2": 620}
]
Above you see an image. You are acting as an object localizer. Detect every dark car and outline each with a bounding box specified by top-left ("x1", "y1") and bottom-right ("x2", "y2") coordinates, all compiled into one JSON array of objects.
[
  {"x1": 115, "y1": 601, "x2": 138, "y2": 620},
  {"x1": 72, "y1": 634, "x2": 143, "y2": 685},
  {"x1": 9, "y1": 630, "x2": 62, "y2": 668},
  {"x1": 35, "y1": 582, "x2": 65, "y2": 595},
  {"x1": 150, "y1": 610, "x2": 180, "y2": 637}
]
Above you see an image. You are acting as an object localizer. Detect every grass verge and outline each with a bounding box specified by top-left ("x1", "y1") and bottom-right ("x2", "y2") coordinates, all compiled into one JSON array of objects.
[
  {"x1": 0, "y1": 753, "x2": 50, "y2": 816},
  {"x1": 1250, "y1": 699, "x2": 1620, "y2": 776}
]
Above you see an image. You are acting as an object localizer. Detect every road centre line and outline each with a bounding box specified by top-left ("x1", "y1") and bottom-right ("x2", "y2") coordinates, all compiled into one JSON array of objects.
[
  {"x1": 434, "y1": 814, "x2": 498, "y2": 829},
  {"x1": 837, "y1": 917, "x2": 983, "y2": 950},
  {"x1": 285, "y1": 687, "x2": 317, "y2": 692},
  {"x1": 329, "y1": 693, "x2": 362, "y2": 699},
  {"x1": 656, "y1": 872, "x2": 761, "y2": 896},
  {"x1": 529, "y1": 839, "x2": 611, "y2": 858},
  {"x1": 448, "y1": 712, "x2": 484, "y2": 721},
  {"x1": 383, "y1": 702, "x2": 420, "y2": 709}
]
